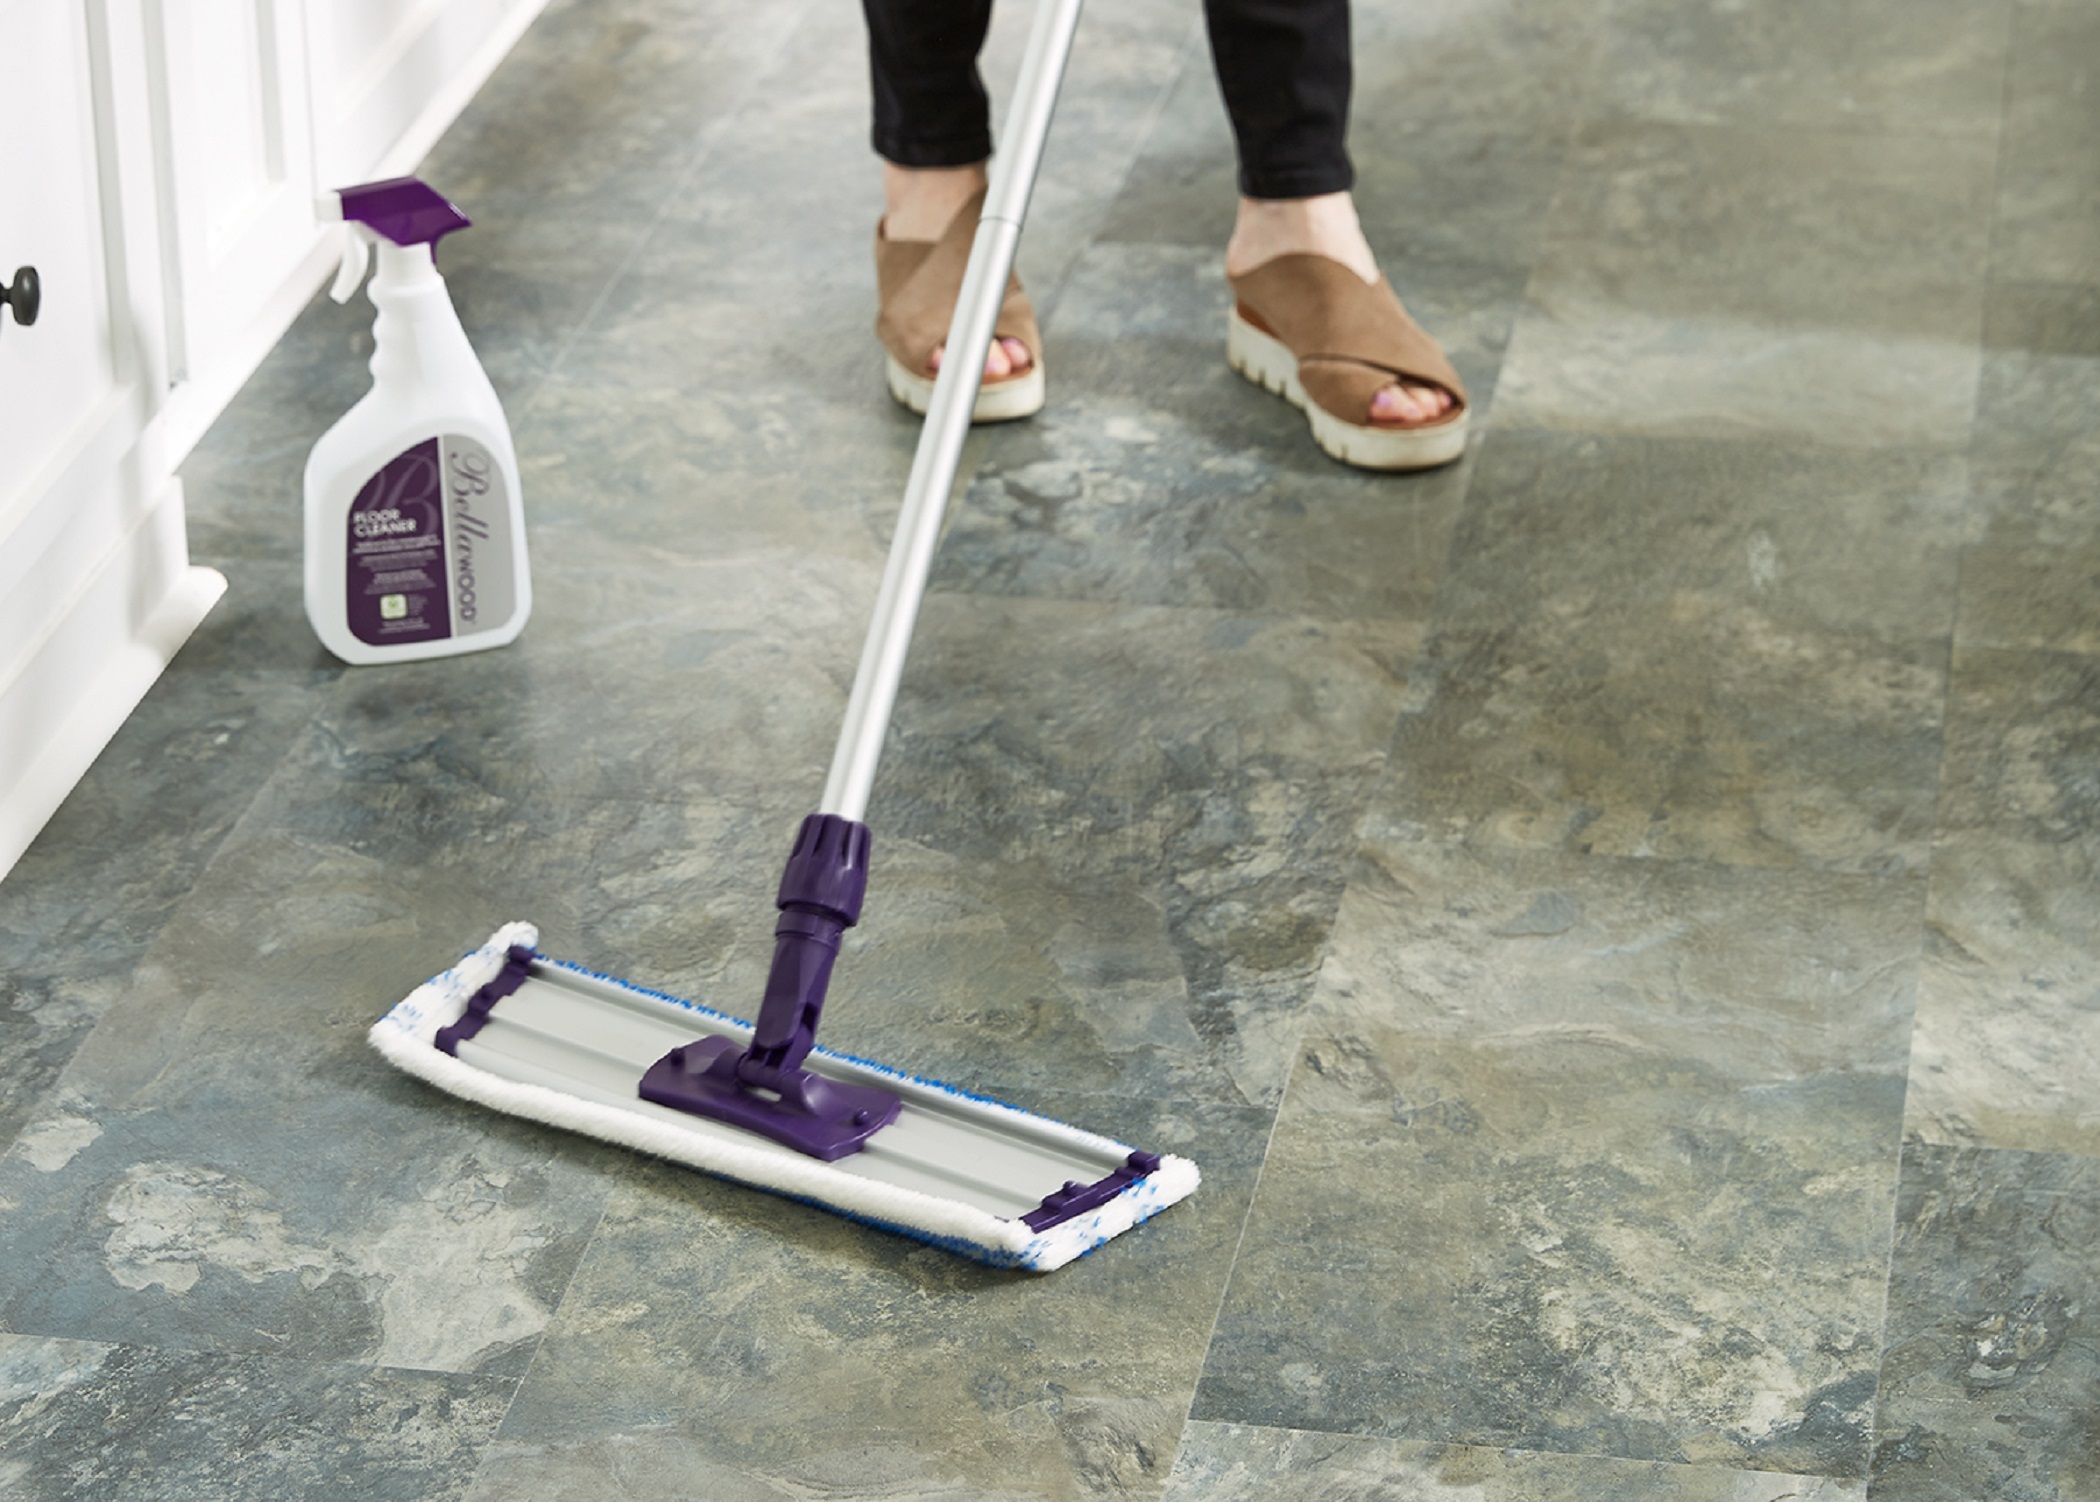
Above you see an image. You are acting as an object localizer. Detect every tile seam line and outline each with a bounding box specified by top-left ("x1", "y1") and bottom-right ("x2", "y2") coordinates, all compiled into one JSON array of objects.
[
  {"x1": 1903, "y1": 1139, "x2": 2100, "y2": 1175},
  {"x1": 1479, "y1": 416, "x2": 1976, "y2": 460},
  {"x1": 1176, "y1": 1415, "x2": 1861, "y2": 1484},
  {"x1": 0, "y1": 1325, "x2": 523, "y2": 1387},
  {"x1": 1022, "y1": 11, "x2": 1203, "y2": 332},
  {"x1": 1173, "y1": 1090, "x2": 1286, "y2": 1452},
  {"x1": 511, "y1": 0, "x2": 829, "y2": 424},
  {"x1": 1863, "y1": 1066, "x2": 1927, "y2": 1483},
  {"x1": 0, "y1": 678, "x2": 333, "y2": 1157},
  {"x1": 467, "y1": 1188, "x2": 618, "y2": 1480},
  {"x1": 1176, "y1": 752, "x2": 1397, "y2": 1448},
  {"x1": 1561, "y1": 110, "x2": 2016, "y2": 152},
  {"x1": 1856, "y1": 40, "x2": 1999, "y2": 1410}
]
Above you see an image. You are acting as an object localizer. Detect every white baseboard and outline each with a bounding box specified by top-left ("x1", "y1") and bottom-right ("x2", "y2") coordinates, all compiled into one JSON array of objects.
[{"x1": 0, "y1": 484, "x2": 226, "y2": 882}]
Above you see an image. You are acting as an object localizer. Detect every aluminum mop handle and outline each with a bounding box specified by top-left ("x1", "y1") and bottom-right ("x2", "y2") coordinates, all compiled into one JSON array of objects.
[
  {"x1": 646, "y1": 0, "x2": 1089, "y2": 1155},
  {"x1": 820, "y1": 0, "x2": 1085, "y2": 823}
]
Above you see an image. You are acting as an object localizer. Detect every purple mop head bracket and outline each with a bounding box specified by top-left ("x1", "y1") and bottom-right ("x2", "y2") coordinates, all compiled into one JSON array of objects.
[
  {"x1": 435, "y1": 944, "x2": 535, "y2": 1055},
  {"x1": 639, "y1": 814, "x2": 903, "y2": 1161}
]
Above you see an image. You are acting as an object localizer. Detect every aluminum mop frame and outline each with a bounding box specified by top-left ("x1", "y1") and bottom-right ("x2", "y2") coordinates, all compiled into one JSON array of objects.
[{"x1": 371, "y1": 0, "x2": 1200, "y2": 1271}]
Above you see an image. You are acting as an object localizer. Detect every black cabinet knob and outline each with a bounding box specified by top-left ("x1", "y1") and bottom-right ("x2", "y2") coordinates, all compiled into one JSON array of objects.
[{"x1": 2, "y1": 266, "x2": 39, "y2": 329}]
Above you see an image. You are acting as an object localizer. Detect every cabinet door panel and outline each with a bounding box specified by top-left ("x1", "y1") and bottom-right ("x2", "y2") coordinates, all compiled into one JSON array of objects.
[
  {"x1": 152, "y1": 0, "x2": 315, "y2": 386},
  {"x1": 0, "y1": 0, "x2": 122, "y2": 531}
]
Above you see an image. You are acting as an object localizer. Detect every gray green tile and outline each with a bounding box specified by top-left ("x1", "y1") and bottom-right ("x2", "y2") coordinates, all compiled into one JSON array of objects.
[
  {"x1": 0, "y1": 978, "x2": 120, "y2": 1165},
  {"x1": 1378, "y1": 430, "x2": 1955, "y2": 873},
  {"x1": 518, "y1": 274, "x2": 916, "y2": 559},
  {"x1": 1869, "y1": 1401, "x2": 2100, "y2": 1502},
  {"x1": 0, "y1": 666, "x2": 308, "y2": 981},
  {"x1": 1164, "y1": 1422, "x2": 1865, "y2": 1500},
  {"x1": 1194, "y1": 1064, "x2": 1899, "y2": 1472},
  {"x1": 0, "y1": 1334, "x2": 510, "y2": 1501},
  {"x1": 0, "y1": 794, "x2": 639, "y2": 1369},
  {"x1": 1296, "y1": 836, "x2": 1923, "y2": 1101},
  {"x1": 0, "y1": 623, "x2": 323, "y2": 1157},
  {"x1": 1089, "y1": 54, "x2": 1240, "y2": 251},
  {"x1": 1352, "y1": 0, "x2": 1604, "y2": 133},
  {"x1": 1594, "y1": 0, "x2": 2011, "y2": 133},
  {"x1": 425, "y1": 0, "x2": 816, "y2": 217},
  {"x1": 1906, "y1": 647, "x2": 2100, "y2": 1156},
  {"x1": 275, "y1": 527, "x2": 883, "y2": 814},
  {"x1": 1870, "y1": 1145, "x2": 2100, "y2": 1501},
  {"x1": 1498, "y1": 121, "x2": 1992, "y2": 446},
  {"x1": 1190, "y1": 836, "x2": 1914, "y2": 1473},
  {"x1": 1959, "y1": 284, "x2": 2100, "y2": 656},
  {"x1": 179, "y1": 294, "x2": 377, "y2": 567},
  {"x1": 1434, "y1": 429, "x2": 1968, "y2": 644},
  {"x1": 464, "y1": 1092, "x2": 1262, "y2": 1502},
  {"x1": 932, "y1": 243, "x2": 1475, "y2": 619},
  {"x1": 1992, "y1": 1, "x2": 2100, "y2": 288},
  {"x1": 840, "y1": 593, "x2": 1416, "y2": 1109}
]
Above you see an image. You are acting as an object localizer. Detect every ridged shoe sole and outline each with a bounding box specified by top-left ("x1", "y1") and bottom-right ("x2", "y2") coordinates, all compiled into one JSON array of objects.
[
  {"x1": 1228, "y1": 309, "x2": 1467, "y2": 471},
  {"x1": 887, "y1": 355, "x2": 1046, "y2": 423}
]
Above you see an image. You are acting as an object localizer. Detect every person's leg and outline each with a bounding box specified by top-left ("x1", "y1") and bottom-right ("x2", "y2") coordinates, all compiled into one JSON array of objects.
[
  {"x1": 863, "y1": 0, "x2": 1028, "y2": 379},
  {"x1": 1205, "y1": 0, "x2": 1355, "y2": 203},
  {"x1": 1206, "y1": 0, "x2": 1451, "y2": 426}
]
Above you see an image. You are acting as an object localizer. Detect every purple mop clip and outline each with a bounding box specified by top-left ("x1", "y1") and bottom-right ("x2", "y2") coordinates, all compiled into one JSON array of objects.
[{"x1": 638, "y1": 815, "x2": 904, "y2": 1161}]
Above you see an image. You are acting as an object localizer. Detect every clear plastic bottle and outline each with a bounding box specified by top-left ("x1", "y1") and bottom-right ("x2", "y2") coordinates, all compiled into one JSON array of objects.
[{"x1": 303, "y1": 177, "x2": 530, "y2": 665}]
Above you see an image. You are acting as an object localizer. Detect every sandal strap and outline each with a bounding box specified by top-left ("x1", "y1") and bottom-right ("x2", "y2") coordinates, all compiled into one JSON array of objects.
[
  {"x1": 1228, "y1": 253, "x2": 1465, "y2": 406},
  {"x1": 875, "y1": 187, "x2": 1040, "y2": 377}
]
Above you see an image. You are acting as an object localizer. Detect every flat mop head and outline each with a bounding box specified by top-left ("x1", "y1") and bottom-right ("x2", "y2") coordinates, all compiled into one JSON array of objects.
[{"x1": 370, "y1": 925, "x2": 1200, "y2": 1271}]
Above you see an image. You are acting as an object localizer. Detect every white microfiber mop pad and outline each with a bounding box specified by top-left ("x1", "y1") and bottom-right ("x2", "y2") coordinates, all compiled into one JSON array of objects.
[{"x1": 370, "y1": 926, "x2": 1200, "y2": 1271}]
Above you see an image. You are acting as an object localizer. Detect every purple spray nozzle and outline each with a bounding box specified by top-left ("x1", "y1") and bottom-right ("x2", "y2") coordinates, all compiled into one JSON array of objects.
[{"x1": 335, "y1": 177, "x2": 471, "y2": 248}]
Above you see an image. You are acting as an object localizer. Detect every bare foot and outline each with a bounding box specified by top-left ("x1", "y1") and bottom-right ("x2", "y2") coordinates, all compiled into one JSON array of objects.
[
  {"x1": 1224, "y1": 192, "x2": 1455, "y2": 427},
  {"x1": 882, "y1": 161, "x2": 1032, "y2": 381}
]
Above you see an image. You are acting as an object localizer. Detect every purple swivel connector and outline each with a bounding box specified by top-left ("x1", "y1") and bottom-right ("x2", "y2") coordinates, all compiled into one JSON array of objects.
[
  {"x1": 337, "y1": 177, "x2": 471, "y2": 249},
  {"x1": 638, "y1": 815, "x2": 903, "y2": 1161}
]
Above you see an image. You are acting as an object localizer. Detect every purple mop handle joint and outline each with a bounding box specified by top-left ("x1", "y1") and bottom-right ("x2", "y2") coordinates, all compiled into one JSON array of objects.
[
  {"x1": 740, "y1": 813, "x2": 871, "y2": 1085},
  {"x1": 637, "y1": 814, "x2": 903, "y2": 1161}
]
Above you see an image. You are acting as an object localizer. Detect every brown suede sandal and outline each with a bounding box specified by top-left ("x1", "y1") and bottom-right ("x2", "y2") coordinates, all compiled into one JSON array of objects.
[
  {"x1": 1227, "y1": 254, "x2": 1467, "y2": 471},
  {"x1": 875, "y1": 187, "x2": 1045, "y2": 423}
]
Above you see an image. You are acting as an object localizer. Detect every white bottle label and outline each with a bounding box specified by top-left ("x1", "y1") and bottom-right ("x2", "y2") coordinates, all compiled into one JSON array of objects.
[{"x1": 347, "y1": 435, "x2": 513, "y2": 646}]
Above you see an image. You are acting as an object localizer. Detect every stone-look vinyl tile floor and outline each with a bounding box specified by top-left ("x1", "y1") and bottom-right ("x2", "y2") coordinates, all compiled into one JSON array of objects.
[{"x1": 4, "y1": 0, "x2": 2095, "y2": 1497}]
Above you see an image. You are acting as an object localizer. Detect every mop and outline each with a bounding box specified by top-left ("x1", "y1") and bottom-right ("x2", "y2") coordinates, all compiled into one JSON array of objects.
[{"x1": 370, "y1": 0, "x2": 1200, "y2": 1271}]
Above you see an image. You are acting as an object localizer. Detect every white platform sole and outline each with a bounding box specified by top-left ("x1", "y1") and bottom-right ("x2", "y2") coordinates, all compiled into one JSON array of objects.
[
  {"x1": 1228, "y1": 309, "x2": 1468, "y2": 471},
  {"x1": 887, "y1": 354, "x2": 1046, "y2": 423}
]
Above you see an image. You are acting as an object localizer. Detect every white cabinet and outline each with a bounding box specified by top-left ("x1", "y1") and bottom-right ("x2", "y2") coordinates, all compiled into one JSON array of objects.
[
  {"x1": 0, "y1": 0, "x2": 547, "y2": 880},
  {"x1": 0, "y1": 0, "x2": 220, "y2": 878}
]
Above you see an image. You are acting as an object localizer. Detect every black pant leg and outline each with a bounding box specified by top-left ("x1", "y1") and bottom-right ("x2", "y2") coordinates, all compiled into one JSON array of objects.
[
  {"x1": 1203, "y1": 0, "x2": 1355, "y2": 199},
  {"x1": 863, "y1": 0, "x2": 998, "y2": 167}
]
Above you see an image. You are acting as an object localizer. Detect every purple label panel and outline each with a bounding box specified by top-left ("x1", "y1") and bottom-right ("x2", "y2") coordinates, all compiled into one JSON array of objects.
[{"x1": 347, "y1": 438, "x2": 451, "y2": 646}]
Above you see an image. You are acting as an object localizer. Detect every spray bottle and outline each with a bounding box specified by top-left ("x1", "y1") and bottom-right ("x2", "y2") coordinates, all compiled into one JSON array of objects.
[{"x1": 304, "y1": 177, "x2": 530, "y2": 665}]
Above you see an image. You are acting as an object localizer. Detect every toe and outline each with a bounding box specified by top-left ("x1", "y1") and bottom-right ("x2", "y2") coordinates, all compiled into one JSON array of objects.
[
  {"x1": 926, "y1": 339, "x2": 1034, "y2": 382},
  {"x1": 1370, "y1": 384, "x2": 1424, "y2": 425},
  {"x1": 1371, "y1": 381, "x2": 1452, "y2": 427}
]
